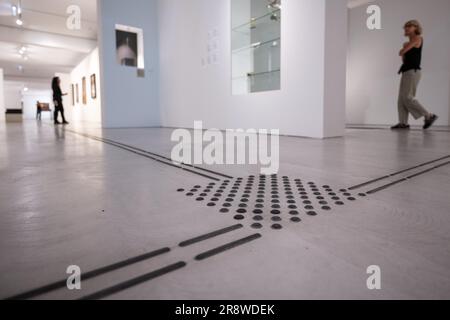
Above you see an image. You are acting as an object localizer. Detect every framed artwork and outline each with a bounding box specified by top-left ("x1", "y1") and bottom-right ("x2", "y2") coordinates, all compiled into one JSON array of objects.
[
  {"x1": 116, "y1": 29, "x2": 138, "y2": 67},
  {"x1": 76, "y1": 84, "x2": 79, "y2": 104},
  {"x1": 90, "y1": 74, "x2": 97, "y2": 99},
  {"x1": 71, "y1": 84, "x2": 75, "y2": 106},
  {"x1": 115, "y1": 24, "x2": 145, "y2": 70},
  {"x1": 82, "y1": 77, "x2": 87, "y2": 105}
]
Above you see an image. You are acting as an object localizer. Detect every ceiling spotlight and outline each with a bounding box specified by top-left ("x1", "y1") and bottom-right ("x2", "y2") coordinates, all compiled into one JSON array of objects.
[
  {"x1": 23, "y1": 87, "x2": 29, "y2": 92},
  {"x1": 14, "y1": 0, "x2": 23, "y2": 26}
]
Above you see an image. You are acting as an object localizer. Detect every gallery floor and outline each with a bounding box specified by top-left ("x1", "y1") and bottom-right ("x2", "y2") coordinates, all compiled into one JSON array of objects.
[{"x1": 1, "y1": 122, "x2": 450, "y2": 300}]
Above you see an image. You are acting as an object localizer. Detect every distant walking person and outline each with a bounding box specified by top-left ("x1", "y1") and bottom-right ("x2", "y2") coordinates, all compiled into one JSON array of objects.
[
  {"x1": 392, "y1": 20, "x2": 438, "y2": 130},
  {"x1": 36, "y1": 101, "x2": 42, "y2": 121},
  {"x1": 51, "y1": 77, "x2": 69, "y2": 125}
]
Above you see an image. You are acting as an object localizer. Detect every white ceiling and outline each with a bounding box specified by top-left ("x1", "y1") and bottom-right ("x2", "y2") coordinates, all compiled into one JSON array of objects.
[{"x1": 0, "y1": 0, "x2": 97, "y2": 79}]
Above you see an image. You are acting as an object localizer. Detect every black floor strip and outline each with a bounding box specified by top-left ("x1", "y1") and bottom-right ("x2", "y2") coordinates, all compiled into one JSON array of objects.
[
  {"x1": 195, "y1": 234, "x2": 262, "y2": 261},
  {"x1": 349, "y1": 155, "x2": 450, "y2": 190},
  {"x1": 71, "y1": 129, "x2": 234, "y2": 181},
  {"x1": 347, "y1": 176, "x2": 391, "y2": 190},
  {"x1": 366, "y1": 179, "x2": 408, "y2": 194},
  {"x1": 68, "y1": 130, "x2": 223, "y2": 181},
  {"x1": 79, "y1": 262, "x2": 187, "y2": 300},
  {"x1": 366, "y1": 161, "x2": 450, "y2": 194},
  {"x1": 97, "y1": 136, "x2": 234, "y2": 180},
  {"x1": 406, "y1": 161, "x2": 450, "y2": 179},
  {"x1": 5, "y1": 247, "x2": 170, "y2": 300},
  {"x1": 179, "y1": 224, "x2": 243, "y2": 248}
]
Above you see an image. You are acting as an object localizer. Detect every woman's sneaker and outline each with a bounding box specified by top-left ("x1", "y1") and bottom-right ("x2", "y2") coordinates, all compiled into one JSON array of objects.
[
  {"x1": 423, "y1": 115, "x2": 438, "y2": 130},
  {"x1": 391, "y1": 123, "x2": 410, "y2": 130}
]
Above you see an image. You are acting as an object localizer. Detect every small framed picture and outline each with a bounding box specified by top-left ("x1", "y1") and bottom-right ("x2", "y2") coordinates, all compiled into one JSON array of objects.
[
  {"x1": 71, "y1": 84, "x2": 75, "y2": 106},
  {"x1": 90, "y1": 74, "x2": 97, "y2": 99},
  {"x1": 82, "y1": 77, "x2": 87, "y2": 105},
  {"x1": 76, "y1": 84, "x2": 79, "y2": 104}
]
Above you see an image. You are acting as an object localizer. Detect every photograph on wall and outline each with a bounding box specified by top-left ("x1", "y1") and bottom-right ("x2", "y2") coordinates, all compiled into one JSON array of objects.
[
  {"x1": 82, "y1": 77, "x2": 87, "y2": 105},
  {"x1": 71, "y1": 84, "x2": 75, "y2": 106},
  {"x1": 90, "y1": 74, "x2": 97, "y2": 99},
  {"x1": 75, "y1": 84, "x2": 79, "y2": 104},
  {"x1": 116, "y1": 29, "x2": 138, "y2": 67}
]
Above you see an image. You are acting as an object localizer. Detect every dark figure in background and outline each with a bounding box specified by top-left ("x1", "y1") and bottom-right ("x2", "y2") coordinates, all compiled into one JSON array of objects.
[
  {"x1": 51, "y1": 77, "x2": 69, "y2": 125},
  {"x1": 36, "y1": 101, "x2": 42, "y2": 121}
]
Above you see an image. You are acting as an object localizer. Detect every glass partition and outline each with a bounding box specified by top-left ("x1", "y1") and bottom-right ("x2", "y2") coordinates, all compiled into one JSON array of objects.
[{"x1": 232, "y1": 0, "x2": 281, "y2": 95}]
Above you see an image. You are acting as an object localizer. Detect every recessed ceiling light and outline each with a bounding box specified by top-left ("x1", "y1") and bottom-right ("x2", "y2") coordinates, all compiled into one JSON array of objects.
[
  {"x1": 16, "y1": 19, "x2": 23, "y2": 26},
  {"x1": 23, "y1": 87, "x2": 29, "y2": 92}
]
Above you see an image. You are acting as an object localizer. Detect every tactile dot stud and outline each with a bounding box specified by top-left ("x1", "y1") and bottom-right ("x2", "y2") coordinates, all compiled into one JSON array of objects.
[
  {"x1": 253, "y1": 209, "x2": 263, "y2": 215},
  {"x1": 271, "y1": 224, "x2": 283, "y2": 230},
  {"x1": 336, "y1": 201, "x2": 344, "y2": 205},
  {"x1": 272, "y1": 216, "x2": 282, "y2": 222},
  {"x1": 177, "y1": 189, "x2": 185, "y2": 192},
  {"x1": 271, "y1": 210, "x2": 281, "y2": 215},
  {"x1": 234, "y1": 215, "x2": 245, "y2": 220},
  {"x1": 237, "y1": 209, "x2": 247, "y2": 214},
  {"x1": 253, "y1": 215, "x2": 263, "y2": 221},
  {"x1": 358, "y1": 193, "x2": 367, "y2": 197},
  {"x1": 322, "y1": 206, "x2": 331, "y2": 211},
  {"x1": 220, "y1": 208, "x2": 229, "y2": 213},
  {"x1": 348, "y1": 197, "x2": 356, "y2": 201},
  {"x1": 196, "y1": 197, "x2": 204, "y2": 201},
  {"x1": 207, "y1": 203, "x2": 216, "y2": 207},
  {"x1": 289, "y1": 211, "x2": 300, "y2": 216},
  {"x1": 251, "y1": 223, "x2": 263, "y2": 229},
  {"x1": 291, "y1": 217, "x2": 301, "y2": 223},
  {"x1": 307, "y1": 211, "x2": 317, "y2": 216},
  {"x1": 186, "y1": 193, "x2": 194, "y2": 197}
]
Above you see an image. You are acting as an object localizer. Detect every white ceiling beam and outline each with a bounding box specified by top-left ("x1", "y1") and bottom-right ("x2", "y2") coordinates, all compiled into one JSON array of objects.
[{"x1": 0, "y1": 25, "x2": 96, "y2": 54}]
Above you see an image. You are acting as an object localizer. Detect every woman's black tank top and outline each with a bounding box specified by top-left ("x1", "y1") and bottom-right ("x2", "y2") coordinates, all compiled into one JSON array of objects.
[{"x1": 399, "y1": 40, "x2": 423, "y2": 74}]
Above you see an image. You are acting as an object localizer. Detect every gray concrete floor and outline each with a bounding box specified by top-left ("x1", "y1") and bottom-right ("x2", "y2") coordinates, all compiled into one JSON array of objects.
[{"x1": 1, "y1": 121, "x2": 450, "y2": 300}]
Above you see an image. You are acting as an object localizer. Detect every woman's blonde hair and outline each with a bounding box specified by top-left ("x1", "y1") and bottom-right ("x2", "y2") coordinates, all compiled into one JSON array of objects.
[{"x1": 404, "y1": 20, "x2": 423, "y2": 35}]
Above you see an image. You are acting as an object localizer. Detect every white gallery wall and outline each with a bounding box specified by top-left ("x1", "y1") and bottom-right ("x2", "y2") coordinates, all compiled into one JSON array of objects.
[
  {"x1": 4, "y1": 83, "x2": 22, "y2": 110},
  {"x1": 0, "y1": 69, "x2": 4, "y2": 120},
  {"x1": 158, "y1": 0, "x2": 348, "y2": 138},
  {"x1": 97, "y1": 0, "x2": 160, "y2": 128},
  {"x1": 347, "y1": 0, "x2": 450, "y2": 126},
  {"x1": 64, "y1": 48, "x2": 102, "y2": 124},
  {"x1": 22, "y1": 90, "x2": 53, "y2": 120},
  {"x1": 3, "y1": 79, "x2": 53, "y2": 120}
]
